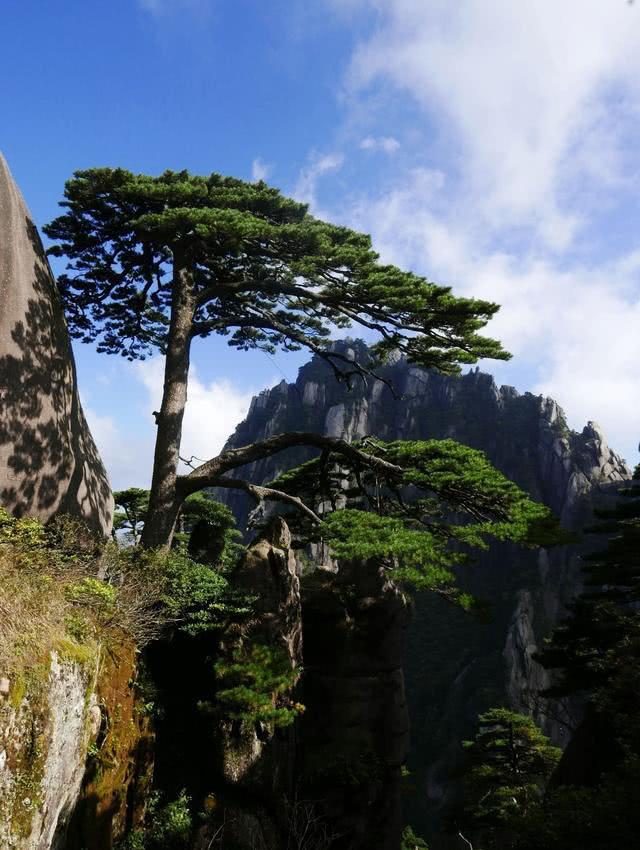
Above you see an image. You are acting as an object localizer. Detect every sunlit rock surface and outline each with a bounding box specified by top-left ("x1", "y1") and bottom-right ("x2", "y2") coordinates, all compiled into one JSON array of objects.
[
  {"x1": 0, "y1": 642, "x2": 151, "y2": 850},
  {"x1": 0, "y1": 154, "x2": 112, "y2": 534},
  {"x1": 0, "y1": 652, "x2": 98, "y2": 850}
]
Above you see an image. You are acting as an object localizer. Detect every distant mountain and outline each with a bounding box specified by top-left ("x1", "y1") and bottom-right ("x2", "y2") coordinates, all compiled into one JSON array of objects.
[{"x1": 217, "y1": 338, "x2": 630, "y2": 841}]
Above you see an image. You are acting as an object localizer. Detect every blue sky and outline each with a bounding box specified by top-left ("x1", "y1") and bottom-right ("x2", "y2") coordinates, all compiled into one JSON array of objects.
[{"x1": 3, "y1": 0, "x2": 640, "y2": 487}]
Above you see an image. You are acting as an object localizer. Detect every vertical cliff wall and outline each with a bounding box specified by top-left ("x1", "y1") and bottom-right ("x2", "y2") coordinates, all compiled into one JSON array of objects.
[
  {"x1": 195, "y1": 518, "x2": 303, "y2": 850},
  {"x1": 216, "y1": 339, "x2": 630, "y2": 838},
  {"x1": 301, "y1": 559, "x2": 411, "y2": 850},
  {"x1": 0, "y1": 651, "x2": 99, "y2": 850},
  {"x1": 0, "y1": 640, "x2": 151, "y2": 850},
  {"x1": 0, "y1": 154, "x2": 112, "y2": 535}
]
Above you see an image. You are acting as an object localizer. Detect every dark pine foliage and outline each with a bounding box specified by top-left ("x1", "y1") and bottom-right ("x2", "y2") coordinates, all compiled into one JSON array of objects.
[{"x1": 44, "y1": 167, "x2": 511, "y2": 549}]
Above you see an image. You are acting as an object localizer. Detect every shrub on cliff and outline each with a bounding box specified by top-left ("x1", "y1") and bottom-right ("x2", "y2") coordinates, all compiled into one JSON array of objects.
[
  {"x1": 401, "y1": 825, "x2": 429, "y2": 849},
  {"x1": 116, "y1": 790, "x2": 192, "y2": 850},
  {"x1": 0, "y1": 509, "x2": 105, "y2": 675},
  {"x1": 455, "y1": 709, "x2": 560, "y2": 849},
  {"x1": 0, "y1": 508, "x2": 245, "y2": 683},
  {"x1": 213, "y1": 642, "x2": 303, "y2": 727}
]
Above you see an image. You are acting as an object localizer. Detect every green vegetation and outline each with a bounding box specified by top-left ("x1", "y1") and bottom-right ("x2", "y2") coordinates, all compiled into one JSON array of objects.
[
  {"x1": 537, "y1": 469, "x2": 640, "y2": 699},
  {"x1": 213, "y1": 642, "x2": 303, "y2": 728},
  {"x1": 178, "y1": 491, "x2": 244, "y2": 570},
  {"x1": 450, "y1": 472, "x2": 640, "y2": 849},
  {"x1": 113, "y1": 487, "x2": 150, "y2": 544},
  {"x1": 116, "y1": 791, "x2": 192, "y2": 850},
  {"x1": 0, "y1": 503, "x2": 245, "y2": 676},
  {"x1": 274, "y1": 438, "x2": 564, "y2": 603},
  {"x1": 511, "y1": 470, "x2": 640, "y2": 850},
  {"x1": 401, "y1": 825, "x2": 429, "y2": 849},
  {"x1": 45, "y1": 167, "x2": 509, "y2": 549},
  {"x1": 0, "y1": 509, "x2": 104, "y2": 674},
  {"x1": 38, "y1": 165, "x2": 583, "y2": 849},
  {"x1": 458, "y1": 709, "x2": 561, "y2": 846},
  {"x1": 157, "y1": 547, "x2": 249, "y2": 636}
]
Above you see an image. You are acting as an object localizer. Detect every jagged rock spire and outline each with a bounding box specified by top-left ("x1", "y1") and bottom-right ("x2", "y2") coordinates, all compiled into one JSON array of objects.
[{"x1": 0, "y1": 153, "x2": 113, "y2": 534}]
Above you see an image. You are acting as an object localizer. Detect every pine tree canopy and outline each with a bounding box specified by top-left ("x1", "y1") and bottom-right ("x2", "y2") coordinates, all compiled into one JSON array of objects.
[
  {"x1": 461, "y1": 708, "x2": 561, "y2": 827},
  {"x1": 270, "y1": 438, "x2": 561, "y2": 604},
  {"x1": 44, "y1": 168, "x2": 508, "y2": 376}
]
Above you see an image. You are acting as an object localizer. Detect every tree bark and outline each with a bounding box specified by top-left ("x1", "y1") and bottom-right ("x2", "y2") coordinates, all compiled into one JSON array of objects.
[{"x1": 141, "y1": 248, "x2": 194, "y2": 549}]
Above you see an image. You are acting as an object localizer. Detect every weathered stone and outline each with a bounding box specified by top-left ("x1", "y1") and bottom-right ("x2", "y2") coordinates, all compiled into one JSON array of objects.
[
  {"x1": 61, "y1": 639, "x2": 154, "y2": 850},
  {"x1": 0, "y1": 651, "x2": 99, "y2": 850},
  {"x1": 301, "y1": 558, "x2": 411, "y2": 850},
  {"x1": 0, "y1": 154, "x2": 112, "y2": 535},
  {"x1": 88, "y1": 705, "x2": 101, "y2": 740},
  {"x1": 198, "y1": 517, "x2": 303, "y2": 850}
]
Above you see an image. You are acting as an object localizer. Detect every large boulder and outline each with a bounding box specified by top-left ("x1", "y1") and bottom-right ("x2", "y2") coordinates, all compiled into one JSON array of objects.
[{"x1": 0, "y1": 154, "x2": 112, "y2": 535}]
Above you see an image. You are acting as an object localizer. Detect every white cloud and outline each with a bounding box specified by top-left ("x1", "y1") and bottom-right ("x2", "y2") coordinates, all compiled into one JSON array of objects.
[
  {"x1": 83, "y1": 360, "x2": 253, "y2": 489},
  {"x1": 138, "y1": 0, "x2": 213, "y2": 17},
  {"x1": 340, "y1": 0, "x2": 640, "y2": 249},
  {"x1": 340, "y1": 169, "x2": 640, "y2": 465},
  {"x1": 305, "y1": 0, "x2": 640, "y2": 464},
  {"x1": 83, "y1": 404, "x2": 153, "y2": 491},
  {"x1": 294, "y1": 152, "x2": 345, "y2": 208},
  {"x1": 136, "y1": 359, "x2": 254, "y2": 474},
  {"x1": 359, "y1": 135, "x2": 400, "y2": 154},
  {"x1": 251, "y1": 157, "x2": 272, "y2": 182}
]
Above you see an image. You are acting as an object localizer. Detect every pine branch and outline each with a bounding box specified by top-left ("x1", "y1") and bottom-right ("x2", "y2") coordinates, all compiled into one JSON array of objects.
[{"x1": 179, "y1": 432, "x2": 403, "y2": 493}]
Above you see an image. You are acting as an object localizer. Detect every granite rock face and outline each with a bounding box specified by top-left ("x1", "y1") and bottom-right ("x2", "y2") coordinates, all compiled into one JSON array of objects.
[
  {"x1": 221, "y1": 340, "x2": 628, "y2": 530},
  {"x1": 0, "y1": 154, "x2": 112, "y2": 535},
  {"x1": 0, "y1": 643, "x2": 151, "y2": 850},
  {"x1": 300, "y1": 559, "x2": 411, "y2": 850},
  {"x1": 218, "y1": 339, "x2": 630, "y2": 840},
  {"x1": 0, "y1": 652, "x2": 98, "y2": 850},
  {"x1": 196, "y1": 518, "x2": 303, "y2": 850}
]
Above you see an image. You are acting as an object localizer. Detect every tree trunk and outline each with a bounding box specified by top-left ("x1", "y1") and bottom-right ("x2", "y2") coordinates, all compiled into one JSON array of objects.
[{"x1": 141, "y1": 250, "x2": 194, "y2": 549}]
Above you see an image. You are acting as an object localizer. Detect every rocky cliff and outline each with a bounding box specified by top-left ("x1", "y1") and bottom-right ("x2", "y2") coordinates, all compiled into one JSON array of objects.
[
  {"x1": 0, "y1": 651, "x2": 99, "y2": 850},
  {"x1": 0, "y1": 640, "x2": 150, "y2": 850},
  {"x1": 198, "y1": 517, "x2": 303, "y2": 850},
  {"x1": 0, "y1": 154, "x2": 112, "y2": 535},
  {"x1": 217, "y1": 339, "x2": 630, "y2": 840},
  {"x1": 300, "y1": 558, "x2": 411, "y2": 849}
]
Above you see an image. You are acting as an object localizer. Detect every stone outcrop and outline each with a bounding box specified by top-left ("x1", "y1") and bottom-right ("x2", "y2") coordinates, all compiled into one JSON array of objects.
[
  {"x1": 0, "y1": 641, "x2": 152, "y2": 850},
  {"x1": 0, "y1": 154, "x2": 112, "y2": 535},
  {"x1": 196, "y1": 518, "x2": 303, "y2": 850},
  {"x1": 61, "y1": 640, "x2": 154, "y2": 850},
  {"x1": 0, "y1": 651, "x2": 99, "y2": 850},
  {"x1": 195, "y1": 520, "x2": 410, "y2": 849},
  {"x1": 300, "y1": 559, "x2": 411, "y2": 850},
  {"x1": 217, "y1": 339, "x2": 630, "y2": 841}
]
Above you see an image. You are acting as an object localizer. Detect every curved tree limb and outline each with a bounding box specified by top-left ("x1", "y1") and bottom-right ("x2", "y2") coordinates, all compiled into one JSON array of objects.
[
  {"x1": 179, "y1": 432, "x2": 403, "y2": 494},
  {"x1": 213, "y1": 476, "x2": 322, "y2": 525}
]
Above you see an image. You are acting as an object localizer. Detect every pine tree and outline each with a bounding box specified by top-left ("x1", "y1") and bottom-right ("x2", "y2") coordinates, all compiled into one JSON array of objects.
[
  {"x1": 113, "y1": 487, "x2": 149, "y2": 544},
  {"x1": 44, "y1": 168, "x2": 509, "y2": 549},
  {"x1": 459, "y1": 708, "x2": 561, "y2": 847},
  {"x1": 271, "y1": 437, "x2": 560, "y2": 601}
]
